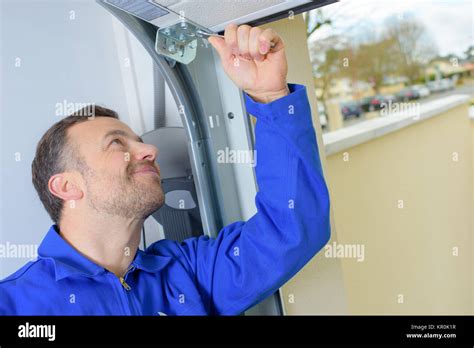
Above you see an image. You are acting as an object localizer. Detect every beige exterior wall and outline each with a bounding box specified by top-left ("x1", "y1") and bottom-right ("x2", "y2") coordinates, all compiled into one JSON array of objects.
[
  {"x1": 326, "y1": 103, "x2": 472, "y2": 314},
  {"x1": 471, "y1": 118, "x2": 474, "y2": 313},
  {"x1": 261, "y1": 14, "x2": 472, "y2": 315}
]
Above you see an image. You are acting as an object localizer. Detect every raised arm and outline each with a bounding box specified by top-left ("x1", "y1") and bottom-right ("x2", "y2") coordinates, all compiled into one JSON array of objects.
[{"x1": 151, "y1": 24, "x2": 331, "y2": 315}]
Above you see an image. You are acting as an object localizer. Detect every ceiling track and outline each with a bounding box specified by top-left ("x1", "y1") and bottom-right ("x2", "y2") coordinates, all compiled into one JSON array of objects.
[
  {"x1": 97, "y1": 0, "x2": 222, "y2": 238},
  {"x1": 229, "y1": 0, "x2": 337, "y2": 34}
]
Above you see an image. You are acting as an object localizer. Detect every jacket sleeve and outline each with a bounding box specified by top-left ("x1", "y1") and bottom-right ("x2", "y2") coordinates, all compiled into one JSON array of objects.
[{"x1": 165, "y1": 83, "x2": 331, "y2": 315}]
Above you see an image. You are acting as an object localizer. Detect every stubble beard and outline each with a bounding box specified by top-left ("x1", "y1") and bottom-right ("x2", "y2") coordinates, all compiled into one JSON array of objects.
[{"x1": 83, "y1": 163, "x2": 164, "y2": 220}]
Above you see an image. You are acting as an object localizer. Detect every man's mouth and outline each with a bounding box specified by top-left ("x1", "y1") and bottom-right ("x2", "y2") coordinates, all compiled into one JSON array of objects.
[{"x1": 132, "y1": 165, "x2": 160, "y2": 177}]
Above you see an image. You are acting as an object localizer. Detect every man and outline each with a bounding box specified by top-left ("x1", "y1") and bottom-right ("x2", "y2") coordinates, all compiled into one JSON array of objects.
[{"x1": 0, "y1": 24, "x2": 330, "y2": 315}]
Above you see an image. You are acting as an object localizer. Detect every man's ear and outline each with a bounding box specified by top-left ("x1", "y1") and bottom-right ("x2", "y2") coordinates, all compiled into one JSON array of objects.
[{"x1": 48, "y1": 173, "x2": 84, "y2": 202}]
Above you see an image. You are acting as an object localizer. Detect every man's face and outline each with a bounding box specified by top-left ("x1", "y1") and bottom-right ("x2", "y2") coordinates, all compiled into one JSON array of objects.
[{"x1": 67, "y1": 116, "x2": 164, "y2": 219}]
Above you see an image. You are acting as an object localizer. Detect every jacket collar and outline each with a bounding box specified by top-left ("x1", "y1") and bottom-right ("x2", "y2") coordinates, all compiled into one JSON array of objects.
[{"x1": 38, "y1": 225, "x2": 172, "y2": 281}]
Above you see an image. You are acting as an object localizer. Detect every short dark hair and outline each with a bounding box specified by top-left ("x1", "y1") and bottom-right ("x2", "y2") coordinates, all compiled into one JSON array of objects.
[{"x1": 32, "y1": 105, "x2": 119, "y2": 225}]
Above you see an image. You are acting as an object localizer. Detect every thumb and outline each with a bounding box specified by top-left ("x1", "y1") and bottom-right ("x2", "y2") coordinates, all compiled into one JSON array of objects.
[{"x1": 208, "y1": 37, "x2": 231, "y2": 61}]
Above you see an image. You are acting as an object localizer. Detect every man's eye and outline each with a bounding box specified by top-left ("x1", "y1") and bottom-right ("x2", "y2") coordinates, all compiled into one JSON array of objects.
[{"x1": 110, "y1": 138, "x2": 123, "y2": 146}]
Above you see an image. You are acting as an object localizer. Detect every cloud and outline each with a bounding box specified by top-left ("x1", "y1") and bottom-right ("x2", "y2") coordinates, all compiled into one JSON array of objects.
[{"x1": 310, "y1": 0, "x2": 473, "y2": 56}]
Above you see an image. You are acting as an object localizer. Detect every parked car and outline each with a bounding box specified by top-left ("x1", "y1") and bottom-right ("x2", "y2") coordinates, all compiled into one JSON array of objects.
[
  {"x1": 317, "y1": 102, "x2": 328, "y2": 128},
  {"x1": 360, "y1": 94, "x2": 397, "y2": 112},
  {"x1": 396, "y1": 87, "x2": 421, "y2": 101},
  {"x1": 340, "y1": 101, "x2": 362, "y2": 120},
  {"x1": 412, "y1": 84, "x2": 430, "y2": 98},
  {"x1": 360, "y1": 96, "x2": 374, "y2": 112},
  {"x1": 397, "y1": 85, "x2": 430, "y2": 101},
  {"x1": 427, "y1": 78, "x2": 455, "y2": 93}
]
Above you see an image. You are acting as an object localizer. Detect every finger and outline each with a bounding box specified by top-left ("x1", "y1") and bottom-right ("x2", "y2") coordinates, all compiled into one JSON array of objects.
[
  {"x1": 237, "y1": 25, "x2": 251, "y2": 58},
  {"x1": 249, "y1": 27, "x2": 264, "y2": 61},
  {"x1": 224, "y1": 23, "x2": 238, "y2": 54},
  {"x1": 208, "y1": 36, "x2": 232, "y2": 61},
  {"x1": 259, "y1": 28, "x2": 283, "y2": 55}
]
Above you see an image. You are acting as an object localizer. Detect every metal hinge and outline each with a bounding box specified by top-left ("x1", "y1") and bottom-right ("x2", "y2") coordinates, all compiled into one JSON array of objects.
[
  {"x1": 155, "y1": 20, "x2": 224, "y2": 65},
  {"x1": 155, "y1": 20, "x2": 202, "y2": 65}
]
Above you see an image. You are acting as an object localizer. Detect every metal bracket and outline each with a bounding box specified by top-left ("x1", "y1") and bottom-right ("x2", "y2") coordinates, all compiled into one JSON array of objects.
[{"x1": 155, "y1": 21, "x2": 201, "y2": 65}]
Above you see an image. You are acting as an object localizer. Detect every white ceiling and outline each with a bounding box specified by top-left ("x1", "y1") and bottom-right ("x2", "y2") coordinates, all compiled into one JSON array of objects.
[{"x1": 105, "y1": 0, "x2": 322, "y2": 32}]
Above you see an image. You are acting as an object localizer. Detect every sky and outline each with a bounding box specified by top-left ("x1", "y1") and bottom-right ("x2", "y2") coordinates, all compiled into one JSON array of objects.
[{"x1": 309, "y1": 0, "x2": 473, "y2": 57}]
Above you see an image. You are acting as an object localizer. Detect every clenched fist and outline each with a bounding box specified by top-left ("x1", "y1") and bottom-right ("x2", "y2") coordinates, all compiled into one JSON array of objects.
[{"x1": 208, "y1": 24, "x2": 289, "y2": 103}]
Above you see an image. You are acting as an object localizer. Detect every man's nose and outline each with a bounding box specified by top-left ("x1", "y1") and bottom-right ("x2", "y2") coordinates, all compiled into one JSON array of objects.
[{"x1": 134, "y1": 142, "x2": 158, "y2": 162}]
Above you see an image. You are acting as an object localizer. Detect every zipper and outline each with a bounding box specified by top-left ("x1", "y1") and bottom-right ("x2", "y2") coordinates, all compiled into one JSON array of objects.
[
  {"x1": 118, "y1": 265, "x2": 135, "y2": 291},
  {"x1": 119, "y1": 276, "x2": 131, "y2": 291}
]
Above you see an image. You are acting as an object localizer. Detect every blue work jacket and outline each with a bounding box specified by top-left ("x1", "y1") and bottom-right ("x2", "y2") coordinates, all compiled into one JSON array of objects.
[{"x1": 0, "y1": 84, "x2": 331, "y2": 315}]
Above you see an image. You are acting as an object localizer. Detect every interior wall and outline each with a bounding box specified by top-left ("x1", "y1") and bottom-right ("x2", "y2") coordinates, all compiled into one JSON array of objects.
[
  {"x1": 0, "y1": 0, "x2": 134, "y2": 278},
  {"x1": 260, "y1": 14, "x2": 349, "y2": 315}
]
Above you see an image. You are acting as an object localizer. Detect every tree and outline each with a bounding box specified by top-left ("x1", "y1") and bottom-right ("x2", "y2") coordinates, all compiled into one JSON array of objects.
[
  {"x1": 352, "y1": 37, "x2": 400, "y2": 93},
  {"x1": 384, "y1": 17, "x2": 438, "y2": 83},
  {"x1": 464, "y1": 45, "x2": 474, "y2": 62},
  {"x1": 310, "y1": 36, "x2": 351, "y2": 99},
  {"x1": 305, "y1": 9, "x2": 332, "y2": 38}
]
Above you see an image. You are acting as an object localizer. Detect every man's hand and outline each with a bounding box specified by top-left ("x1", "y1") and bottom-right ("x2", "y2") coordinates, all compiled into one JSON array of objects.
[{"x1": 208, "y1": 24, "x2": 289, "y2": 104}]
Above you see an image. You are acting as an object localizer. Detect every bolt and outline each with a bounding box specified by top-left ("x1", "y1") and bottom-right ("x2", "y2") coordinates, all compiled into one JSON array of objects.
[
  {"x1": 168, "y1": 43, "x2": 177, "y2": 54},
  {"x1": 188, "y1": 40, "x2": 197, "y2": 49}
]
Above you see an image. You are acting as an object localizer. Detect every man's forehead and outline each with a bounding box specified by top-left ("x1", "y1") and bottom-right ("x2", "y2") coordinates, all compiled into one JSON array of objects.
[{"x1": 69, "y1": 117, "x2": 136, "y2": 140}]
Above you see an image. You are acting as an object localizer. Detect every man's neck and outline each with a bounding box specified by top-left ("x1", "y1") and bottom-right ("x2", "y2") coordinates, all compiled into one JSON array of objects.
[{"x1": 58, "y1": 212, "x2": 144, "y2": 277}]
